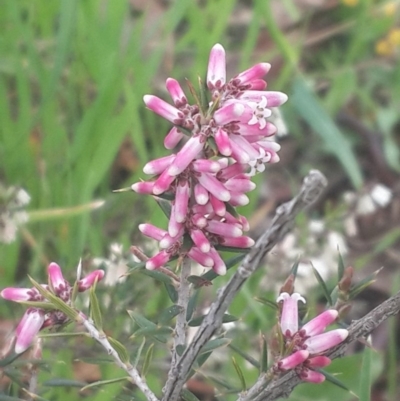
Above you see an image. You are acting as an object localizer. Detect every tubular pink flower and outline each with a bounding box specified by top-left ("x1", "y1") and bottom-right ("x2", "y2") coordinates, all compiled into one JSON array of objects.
[
  {"x1": 48, "y1": 262, "x2": 67, "y2": 295},
  {"x1": 225, "y1": 177, "x2": 256, "y2": 192},
  {"x1": 164, "y1": 127, "x2": 184, "y2": 149},
  {"x1": 143, "y1": 95, "x2": 184, "y2": 125},
  {"x1": 197, "y1": 173, "x2": 230, "y2": 202},
  {"x1": 160, "y1": 233, "x2": 181, "y2": 249},
  {"x1": 192, "y1": 213, "x2": 208, "y2": 228},
  {"x1": 207, "y1": 43, "x2": 226, "y2": 89},
  {"x1": 139, "y1": 223, "x2": 167, "y2": 241},
  {"x1": 214, "y1": 127, "x2": 232, "y2": 156},
  {"x1": 207, "y1": 220, "x2": 242, "y2": 238},
  {"x1": 190, "y1": 229, "x2": 211, "y2": 253},
  {"x1": 166, "y1": 78, "x2": 187, "y2": 107},
  {"x1": 229, "y1": 192, "x2": 250, "y2": 206},
  {"x1": 192, "y1": 159, "x2": 221, "y2": 173},
  {"x1": 168, "y1": 205, "x2": 184, "y2": 237},
  {"x1": 301, "y1": 310, "x2": 338, "y2": 337},
  {"x1": 277, "y1": 292, "x2": 306, "y2": 337},
  {"x1": 234, "y1": 62, "x2": 271, "y2": 85},
  {"x1": 213, "y1": 102, "x2": 246, "y2": 125},
  {"x1": 229, "y1": 134, "x2": 260, "y2": 160},
  {"x1": 220, "y1": 236, "x2": 255, "y2": 248},
  {"x1": 307, "y1": 356, "x2": 331, "y2": 368},
  {"x1": 146, "y1": 250, "x2": 170, "y2": 270},
  {"x1": 209, "y1": 194, "x2": 226, "y2": 216},
  {"x1": 246, "y1": 79, "x2": 267, "y2": 90},
  {"x1": 300, "y1": 370, "x2": 326, "y2": 383},
  {"x1": 168, "y1": 136, "x2": 204, "y2": 176},
  {"x1": 209, "y1": 247, "x2": 226, "y2": 275},
  {"x1": 131, "y1": 181, "x2": 155, "y2": 194},
  {"x1": 218, "y1": 163, "x2": 246, "y2": 180},
  {"x1": 15, "y1": 308, "x2": 45, "y2": 354},
  {"x1": 194, "y1": 183, "x2": 209, "y2": 205},
  {"x1": 153, "y1": 170, "x2": 176, "y2": 195},
  {"x1": 174, "y1": 180, "x2": 190, "y2": 223},
  {"x1": 1, "y1": 287, "x2": 41, "y2": 302},
  {"x1": 304, "y1": 329, "x2": 349, "y2": 354},
  {"x1": 187, "y1": 247, "x2": 214, "y2": 267},
  {"x1": 279, "y1": 350, "x2": 309, "y2": 370},
  {"x1": 143, "y1": 154, "x2": 176, "y2": 175},
  {"x1": 78, "y1": 270, "x2": 105, "y2": 291}
]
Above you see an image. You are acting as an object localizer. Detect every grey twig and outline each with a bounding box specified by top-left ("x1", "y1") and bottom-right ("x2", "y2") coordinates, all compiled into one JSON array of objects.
[
  {"x1": 246, "y1": 288, "x2": 400, "y2": 401},
  {"x1": 169, "y1": 257, "x2": 191, "y2": 369},
  {"x1": 161, "y1": 170, "x2": 328, "y2": 401},
  {"x1": 81, "y1": 317, "x2": 159, "y2": 401}
]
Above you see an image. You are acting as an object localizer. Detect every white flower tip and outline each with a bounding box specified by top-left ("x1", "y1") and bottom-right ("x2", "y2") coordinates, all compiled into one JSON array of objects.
[
  {"x1": 278, "y1": 92, "x2": 288, "y2": 104},
  {"x1": 76, "y1": 259, "x2": 82, "y2": 281},
  {"x1": 261, "y1": 62, "x2": 271, "y2": 74},
  {"x1": 276, "y1": 292, "x2": 290, "y2": 303},
  {"x1": 214, "y1": 264, "x2": 227, "y2": 275},
  {"x1": 143, "y1": 94, "x2": 152, "y2": 105},
  {"x1": 292, "y1": 293, "x2": 306, "y2": 304},
  {"x1": 232, "y1": 103, "x2": 245, "y2": 117},
  {"x1": 337, "y1": 329, "x2": 349, "y2": 341},
  {"x1": 143, "y1": 164, "x2": 154, "y2": 175},
  {"x1": 212, "y1": 43, "x2": 225, "y2": 52}
]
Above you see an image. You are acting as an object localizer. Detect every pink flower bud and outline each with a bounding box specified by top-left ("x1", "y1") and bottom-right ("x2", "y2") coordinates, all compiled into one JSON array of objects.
[
  {"x1": 143, "y1": 155, "x2": 175, "y2": 175},
  {"x1": 304, "y1": 329, "x2": 348, "y2": 354},
  {"x1": 207, "y1": 43, "x2": 226, "y2": 89},
  {"x1": 168, "y1": 136, "x2": 204, "y2": 176},
  {"x1": 301, "y1": 310, "x2": 338, "y2": 337},
  {"x1": 143, "y1": 95, "x2": 184, "y2": 125},
  {"x1": 164, "y1": 127, "x2": 184, "y2": 149},
  {"x1": 279, "y1": 350, "x2": 309, "y2": 370},
  {"x1": 197, "y1": 173, "x2": 230, "y2": 202},
  {"x1": 166, "y1": 78, "x2": 187, "y2": 107},
  {"x1": 234, "y1": 63, "x2": 271, "y2": 85},
  {"x1": 146, "y1": 250, "x2": 170, "y2": 270},
  {"x1": 15, "y1": 308, "x2": 45, "y2": 354},
  {"x1": 78, "y1": 270, "x2": 105, "y2": 291}
]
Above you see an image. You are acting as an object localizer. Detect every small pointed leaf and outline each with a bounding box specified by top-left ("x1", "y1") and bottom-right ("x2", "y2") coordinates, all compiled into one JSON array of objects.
[
  {"x1": 181, "y1": 388, "x2": 201, "y2": 401},
  {"x1": 158, "y1": 305, "x2": 183, "y2": 325},
  {"x1": 89, "y1": 284, "x2": 103, "y2": 330},
  {"x1": 107, "y1": 337, "x2": 130, "y2": 364},
  {"x1": 141, "y1": 343, "x2": 154, "y2": 377},
  {"x1": 229, "y1": 343, "x2": 260, "y2": 369},
  {"x1": 132, "y1": 337, "x2": 146, "y2": 368},
  {"x1": 231, "y1": 356, "x2": 246, "y2": 392},
  {"x1": 80, "y1": 376, "x2": 129, "y2": 391},
  {"x1": 260, "y1": 335, "x2": 268, "y2": 373},
  {"x1": 312, "y1": 265, "x2": 333, "y2": 306}
]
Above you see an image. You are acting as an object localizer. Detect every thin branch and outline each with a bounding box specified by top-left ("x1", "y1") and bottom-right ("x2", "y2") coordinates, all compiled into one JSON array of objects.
[
  {"x1": 170, "y1": 257, "x2": 191, "y2": 368},
  {"x1": 243, "y1": 288, "x2": 400, "y2": 401},
  {"x1": 81, "y1": 317, "x2": 159, "y2": 401},
  {"x1": 161, "y1": 170, "x2": 328, "y2": 401}
]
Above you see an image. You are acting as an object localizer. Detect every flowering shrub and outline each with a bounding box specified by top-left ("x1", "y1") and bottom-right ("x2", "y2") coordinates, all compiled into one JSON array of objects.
[{"x1": 0, "y1": 43, "x2": 398, "y2": 401}]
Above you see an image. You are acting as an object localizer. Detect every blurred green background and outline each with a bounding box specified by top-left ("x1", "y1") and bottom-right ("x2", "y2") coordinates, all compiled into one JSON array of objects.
[{"x1": 0, "y1": 0, "x2": 399, "y2": 400}]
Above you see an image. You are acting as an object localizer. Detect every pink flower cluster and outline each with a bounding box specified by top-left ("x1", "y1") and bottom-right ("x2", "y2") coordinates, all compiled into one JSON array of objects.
[
  {"x1": 1, "y1": 262, "x2": 104, "y2": 354},
  {"x1": 132, "y1": 44, "x2": 287, "y2": 275},
  {"x1": 275, "y1": 292, "x2": 348, "y2": 383}
]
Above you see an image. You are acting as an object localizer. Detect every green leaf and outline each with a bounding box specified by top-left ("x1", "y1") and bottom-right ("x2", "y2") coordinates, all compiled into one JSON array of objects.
[
  {"x1": 164, "y1": 282, "x2": 179, "y2": 303},
  {"x1": 89, "y1": 283, "x2": 103, "y2": 330},
  {"x1": 189, "y1": 314, "x2": 238, "y2": 327},
  {"x1": 142, "y1": 343, "x2": 154, "y2": 377},
  {"x1": 199, "y1": 338, "x2": 231, "y2": 355},
  {"x1": 28, "y1": 276, "x2": 79, "y2": 321},
  {"x1": 43, "y1": 378, "x2": 86, "y2": 387},
  {"x1": 290, "y1": 258, "x2": 300, "y2": 277},
  {"x1": 260, "y1": 335, "x2": 268, "y2": 373},
  {"x1": 107, "y1": 336, "x2": 130, "y2": 364},
  {"x1": 322, "y1": 370, "x2": 351, "y2": 392},
  {"x1": 231, "y1": 356, "x2": 246, "y2": 392},
  {"x1": 158, "y1": 305, "x2": 183, "y2": 325},
  {"x1": 155, "y1": 197, "x2": 172, "y2": 219},
  {"x1": 311, "y1": 265, "x2": 333, "y2": 306},
  {"x1": 80, "y1": 376, "x2": 129, "y2": 391},
  {"x1": 292, "y1": 77, "x2": 363, "y2": 189},
  {"x1": 228, "y1": 343, "x2": 260, "y2": 369},
  {"x1": 254, "y1": 297, "x2": 279, "y2": 310},
  {"x1": 181, "y1": 388, "x2": 201, "y2": 401},
  {"x1": 349, "y1": 269, "x2": 382, "y2": 299},
  {"x1": 186, "y1": 291, "x2": 199, "y2": 321},
  {"x1": 359, "y1": 340, "x2": 373, "y2": 401},
  {"x1": 132, "y1": 337, "x2": 146, "y2": 368},
  {"x1": 128, "y1": 310, "x2": 170, "y2": 343},
  {"x1": 337, "y1": 251, "x2": 345, "y2": 281}
]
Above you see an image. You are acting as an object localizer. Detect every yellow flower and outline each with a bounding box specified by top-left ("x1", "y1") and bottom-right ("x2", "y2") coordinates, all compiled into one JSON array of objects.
[
  {"x1": 384, "y1": 2, "x2": 397, "y2": 16},
  {"x1": 387, "y1": 28, "x2": 400, "y2": 46},
  {"x1": 375, "y1": 39, "x2": 393, "y2": 56}
]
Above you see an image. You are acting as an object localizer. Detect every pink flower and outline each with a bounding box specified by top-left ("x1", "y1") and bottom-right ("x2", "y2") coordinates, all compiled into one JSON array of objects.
[
  {"x1": 1, "y1": 262, "x2": 104, "y2": 354},
  {"x1": 275, "y1": 292, "x2": 348, "y2": 383},
  {"x1": 132, "y1": 43, "x2": 287, "y2": 275}
]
